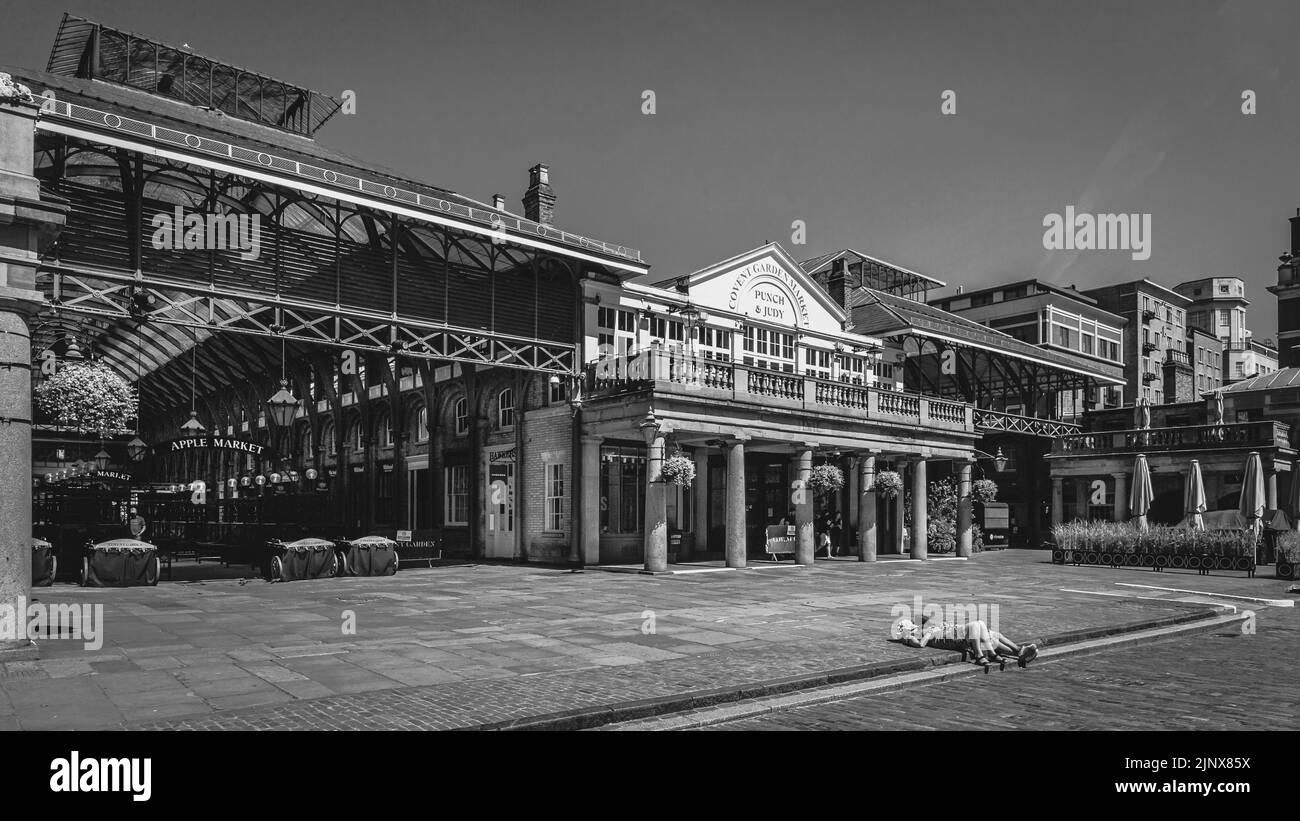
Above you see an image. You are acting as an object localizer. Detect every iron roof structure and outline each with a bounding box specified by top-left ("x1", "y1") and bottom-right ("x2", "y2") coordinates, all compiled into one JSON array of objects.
[{"x1": 848, "y1": 287, "x2": 1125, "y2": 383}]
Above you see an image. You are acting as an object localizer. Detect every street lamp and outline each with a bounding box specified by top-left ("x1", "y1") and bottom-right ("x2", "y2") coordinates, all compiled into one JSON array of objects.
[
  {"x1": 265, "y1": 379, "x2": 299, "y2": 428},
  {"x1": 993, "y1": 447, "x2": 1009, "y2": 473},
  {"x1": 93, "y1": 448, "x2": 111, "y2": 471},
  {"x1": 180, "y1": 410, "x2": 205, "y2": 434},
  {"x1": 126, "y1": 437, "x2": 149, "y2": 462},
  {"x1": 638, "y1": 411, "x2": 661, "y2": 449}
]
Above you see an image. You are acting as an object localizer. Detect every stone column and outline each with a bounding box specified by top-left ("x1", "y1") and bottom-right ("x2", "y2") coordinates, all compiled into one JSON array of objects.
[
  {"x1": 580, "y1": 435, "x2": 602, "y2": 565},
  {"x1": 956, "y1": 458, "x2": 973, "y2": 558},
  {"x1": 1051, "y1": 477, "x2": 1064, "y2": 527},
  {"x1": 689, "y1": 445, "x2": 708, "y2": 561},
  {"x1": 643, "y1": 431, "x2": 668, "y2": 572},
  {"x1": 724, "y1": 439, "x2": 746, "y2": 568},
  {"x1": 1111, "y1": 472, "x2": 1128, "y2": 522},
  {"x1": 794, "y1": 448, "x2": 814, "y2": 566},
  {"x1": 2, "y1": 86, "x2": 67, "y2": 657},
  {"x1": 894, "y1": 463, "x2": 906, "y2": 555},
  {"x1": 858, "y1": 454, "x2": 876, "y2": 562},
  {"x1": 910, "y1": 457, "x2": 927, "y2": 560},
  {"x1": 1266, "y1": 466, "x2": 1278, "y2": 511},
  {"x1": 845, "y1": 456, "x2": 859, "y2": 555}
]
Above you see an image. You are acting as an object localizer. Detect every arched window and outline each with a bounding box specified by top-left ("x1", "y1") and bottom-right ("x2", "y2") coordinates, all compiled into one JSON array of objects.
[
  {"x1": 498, "y1": 389, "x2": 515, "y2": 430},
  {"x1": 416, "y1": 406, "x2": 429, "y2": 443},
  {"x1": 378, "y1": 413, "x2": 393, "y2": 448},
  {"x1": 454, "y1": 397, "x2": 468, "y2": 436},
  {"x1": 350, "y1": 418, "x2": 363, "y2": 451},
  {"x1": 319, "y1": 419, "x2": 335, "y2": 455}
]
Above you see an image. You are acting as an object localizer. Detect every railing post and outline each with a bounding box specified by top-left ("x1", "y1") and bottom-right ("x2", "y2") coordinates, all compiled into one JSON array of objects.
[
  {"x1": 964, "y1": 405, "x2": 974, "y2": 431},
  {"x1": 734, "y1": 366, "x2": 748, "y2": 398},
  {"x1": 867, "y1": 388, "x2": 879, "y2": 417},
  {"x1": 918, "y1": 397, "x2": 930, "y2": 425},
  {"x1": 803, "y1": 376, "x2": 817, "y2": 408}
]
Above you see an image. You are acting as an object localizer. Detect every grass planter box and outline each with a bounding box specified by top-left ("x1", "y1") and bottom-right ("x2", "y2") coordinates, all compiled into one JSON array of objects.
[{"x1": 1052, "y1": 522, "x2": 1256, "y2": 578}]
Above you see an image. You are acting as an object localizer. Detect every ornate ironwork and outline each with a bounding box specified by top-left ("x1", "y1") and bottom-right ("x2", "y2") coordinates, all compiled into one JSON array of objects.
[{"x1": 974, "y1": 408, "x2": 1080, "y2": 438}]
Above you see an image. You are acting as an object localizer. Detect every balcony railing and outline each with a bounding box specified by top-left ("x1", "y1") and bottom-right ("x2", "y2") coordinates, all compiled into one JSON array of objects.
[
  {"x1": 585, "y1": 347, "x2": 973, "y2": 433},
  {"x1": 1053, "y1": 420, "x2": 1292, "y2": 455},
  {"x1": 1164, "y1": 349, "x2": 1189, "y2": 366}
]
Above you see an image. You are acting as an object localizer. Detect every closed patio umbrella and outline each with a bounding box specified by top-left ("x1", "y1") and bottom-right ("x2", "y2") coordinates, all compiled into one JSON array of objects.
[
  {"x1": 1239, "y1": 451, "x2": 1266, "y2": 537},
  {"x1": 1212, "y1": 392, "x2": 1225, "y2": 426},
  {"x1": 1130, "y1": 453, "x2": 1154, "y2": 532},
  {"x1": 1133, "y1": 400, "x2": 1150, "y2": 429},
  {"x1": 1290, "y1": 459, "x2": 1300, "y2": 531},
  {"x1": 1184, "y1": 459, "x2": 1206, "y2": 531}
]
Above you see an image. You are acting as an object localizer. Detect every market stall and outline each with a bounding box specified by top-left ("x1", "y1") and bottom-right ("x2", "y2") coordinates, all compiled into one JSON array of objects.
[
  {"x1": 81, "y1": 538, "x2": 161, "y2": 587},
  {"x1": 336, "y1": 535, "x2": 399, "y2": 576},
  {"x1": 32, "y1": 537, "x2": 56, "y2": 587},
  {"x1": 265, "y1": 537, "x2": 339, "y2": 582}
]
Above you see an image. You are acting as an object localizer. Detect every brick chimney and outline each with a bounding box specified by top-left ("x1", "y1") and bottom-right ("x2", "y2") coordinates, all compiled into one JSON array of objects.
[
  {"x1": 492, "y1": 194, "x2": 505, "y2": 211},
  {"x1": 827, "y1": 257, "x2": 849, "y2": 309},
  {"x1": 1291, "y1": 207, "x2": 1300, "y2": 255},
  {"x1": 522, "y1": 164, "x2": 555, "y2": 225}
]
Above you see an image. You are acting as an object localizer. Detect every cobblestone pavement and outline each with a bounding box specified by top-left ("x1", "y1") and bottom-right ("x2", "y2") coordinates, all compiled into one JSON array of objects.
[
  {"x1": 0, "y1": 551, "x2": 1290, "y2": 730},
  {"x1": 702, "y1": 605, "x2": 1299, "y2": 731}
]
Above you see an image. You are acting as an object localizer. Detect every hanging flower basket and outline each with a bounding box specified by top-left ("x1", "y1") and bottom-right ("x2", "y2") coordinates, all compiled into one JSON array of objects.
[
  {"x1": 660, "y1": 453, "x2": 696, "y2": 487},
  {"x1": 33, "y1": 360, "x2": 137, "y2": 433},
  {"x1": 807, "y1": 464, "x2": 845, "y2": 494},
  {"x1": 973, "y1": 478, "x2": 999, "y2": 504},
  {"x1": 875, "y1": 470, "x2": 903, "y2": 500}
]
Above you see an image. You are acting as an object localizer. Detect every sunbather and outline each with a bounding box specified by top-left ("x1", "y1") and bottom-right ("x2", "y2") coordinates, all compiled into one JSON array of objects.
[{"x1": 893, "y1": 616, "x2": 1038, "y2": 667}]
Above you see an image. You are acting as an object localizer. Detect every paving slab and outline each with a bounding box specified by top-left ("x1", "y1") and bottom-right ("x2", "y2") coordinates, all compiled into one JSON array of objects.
[{"x1": 1, "y1": 550, "x2": 1286, "y2": 730}]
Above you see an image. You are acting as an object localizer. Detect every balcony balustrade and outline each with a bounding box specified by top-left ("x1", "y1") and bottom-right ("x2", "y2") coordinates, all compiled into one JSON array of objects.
[
  {"x1": 1053, "y1": 420, "x2": 1292, "y2": 455},
  {"x1": 585, "y1": 346, "x2": 974, "y2": 433}
]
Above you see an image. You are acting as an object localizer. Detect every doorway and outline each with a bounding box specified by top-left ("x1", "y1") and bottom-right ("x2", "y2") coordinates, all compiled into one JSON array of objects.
[{"x1": 485, "y1": 445, "x2": 516, "y2": 558}]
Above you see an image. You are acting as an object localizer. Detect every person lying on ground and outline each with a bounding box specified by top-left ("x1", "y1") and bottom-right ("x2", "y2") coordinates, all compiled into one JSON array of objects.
[{"x1": 893, "y1": 617, "x2": 1038, "y2": 667}]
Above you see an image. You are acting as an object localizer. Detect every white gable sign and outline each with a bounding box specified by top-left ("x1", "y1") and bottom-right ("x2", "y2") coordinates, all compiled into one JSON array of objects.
[
  {"x1": 728, "y1": 259, "x2": 811, "y2": 327},
  {"x1": 690, "y1": 252, "x2": 841, "y2": 333}
]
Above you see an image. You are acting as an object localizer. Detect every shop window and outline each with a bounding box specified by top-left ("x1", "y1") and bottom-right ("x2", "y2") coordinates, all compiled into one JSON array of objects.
[
  {"x1": 375, "y1": 470, "x2": 394, "y2": 525},
  {"x1": 600, "y1": 445, "x2": 646, "y2": 534},
  {"x1": 416, "y1": 406, "x2": 429, "y2": 443},
  {"x1": 545, "y1": 463, "x2": 565, "y2": 531},
  {"x1": 444, "y1": 465, "x2": 469, "y2": 525},
  {"x1": 498, "y1": 389, "x2": 515, "y2": 430}
]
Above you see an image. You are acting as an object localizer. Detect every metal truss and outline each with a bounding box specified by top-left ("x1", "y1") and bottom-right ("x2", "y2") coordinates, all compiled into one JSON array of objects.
[
  {"x1": 39, "y1": 262, "x2": 576, "y2": 375},
  {"x1": 974, "y1": 408, "x2": 1080, "y2": 439}
]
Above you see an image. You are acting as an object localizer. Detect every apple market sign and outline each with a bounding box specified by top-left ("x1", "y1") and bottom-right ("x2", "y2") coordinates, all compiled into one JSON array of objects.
[
  {"x1": 152, "y1": 436, "x2": 273, "y2": 460},
  {"x1": 726, "y1": 260, "x2": 811, "y2": 327}
]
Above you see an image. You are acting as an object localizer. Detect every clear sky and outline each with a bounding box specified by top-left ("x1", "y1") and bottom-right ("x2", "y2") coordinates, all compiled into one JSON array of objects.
[{"x1": 3, "y1": 0, "x2": 1297, "y2": 338}]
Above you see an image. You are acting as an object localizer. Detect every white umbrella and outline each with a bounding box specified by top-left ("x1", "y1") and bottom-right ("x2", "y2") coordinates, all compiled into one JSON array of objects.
[
  {"x1": 1239, "y1": 452, "x2": 1266, "y2": 538},
  {"x1": 1184, "y1": 460, "x2": 1207, "y2": 531},
  {"x1": 1291, "y1": 459, "x2": 1300, "y2": 532},
  {"x1": 1130, "y1": 454, "x2": 1154, "y2": 532}
]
